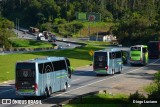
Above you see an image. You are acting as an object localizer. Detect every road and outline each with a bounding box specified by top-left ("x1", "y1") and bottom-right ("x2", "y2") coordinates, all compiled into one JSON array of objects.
[
  {"x1": 0, "y1": 58, "x2": 160, "y2": 107},
  {"x1": 0, "y1": 30, "x2": 81, "y2": 55}
]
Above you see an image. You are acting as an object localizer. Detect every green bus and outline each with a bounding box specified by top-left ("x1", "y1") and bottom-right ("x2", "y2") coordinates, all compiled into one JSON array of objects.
[{"x1": 130, "y1": 45, "x2": 148, "y2": 65}]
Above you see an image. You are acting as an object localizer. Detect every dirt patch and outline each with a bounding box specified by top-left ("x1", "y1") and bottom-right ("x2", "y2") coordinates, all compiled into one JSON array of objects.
[{"x1": 104, "y1": 70, "x2": 157, "y2": 96}]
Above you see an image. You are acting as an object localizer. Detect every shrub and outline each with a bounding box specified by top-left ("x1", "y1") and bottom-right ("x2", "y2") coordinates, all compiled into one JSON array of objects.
[
  {"x1": 129, "y1": 90, "x2": 146, "y2": 101},
  {"x1": 154, "y1": 72, "x2": 160, "y2": 89},
  {"x1": 146, "y1": 72, "x2": 160, "y2": 99}
]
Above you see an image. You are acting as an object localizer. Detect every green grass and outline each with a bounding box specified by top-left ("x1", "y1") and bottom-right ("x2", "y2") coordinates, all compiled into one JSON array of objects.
[
  {"x1": 0, "y1": 44, "x2": 107, "y2": 82},
  {"x1": 64, "y1": 93, "x2": 139, "y2": 107},
  {"x1": 84, "y1": 41, "x2": 111, "y2": 46},
  {"x1": 11, "y1": 38, "x2": 53, "y2": 48}
]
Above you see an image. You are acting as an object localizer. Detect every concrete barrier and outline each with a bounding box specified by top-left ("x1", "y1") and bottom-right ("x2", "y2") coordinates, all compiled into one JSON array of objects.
[{"x1": 57, "y1": 39, "x2": 86, "y2": 47}]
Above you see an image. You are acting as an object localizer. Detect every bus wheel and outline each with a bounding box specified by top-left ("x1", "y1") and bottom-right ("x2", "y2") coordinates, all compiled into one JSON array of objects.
[
  {"x1": 44, "y1": 88, "x2": 48, "y2": 97},
  {"x1": 119, "y1": 67, "x2": 122, "y2": 74},
  {"x1": 63, "y1": 83, "x2": 68, "y2": 92},
  {"x1": 143, "y1": 59, "x2": 146, "y2": 66},
  {"x1": 48, "y1": 87, "x2": 52, "y2": 96},
  {"x1": 112, "y1": 69, "x2": 115, "y2": 75},
  {"x1": 45, "y1": 87, "x2": 51, "y2": 97}
]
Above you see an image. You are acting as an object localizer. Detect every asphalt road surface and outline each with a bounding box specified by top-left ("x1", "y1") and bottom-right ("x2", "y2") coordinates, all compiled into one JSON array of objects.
[{"x1": 0, "y1": 58, "x2": 160, "y2": 107}]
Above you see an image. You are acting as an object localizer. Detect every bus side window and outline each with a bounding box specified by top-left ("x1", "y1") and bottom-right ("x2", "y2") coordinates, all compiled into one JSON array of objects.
[
  {"x1": 109, "y1": 53, "x2": 112, "y2": 59},
  {"x1": 115, "y1": 51, "x2": 121, "y2": 58},
  {"x1": 52, "y1": 60, "x2": 66, "y2": 71},
  {"x1": 38, "y1": 63, "x2": 44, "y2": 74}
]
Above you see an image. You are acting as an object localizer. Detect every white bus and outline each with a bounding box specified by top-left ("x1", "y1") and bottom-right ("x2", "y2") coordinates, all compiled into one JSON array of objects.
[
  {"x1": 15, "y1": 57, "x2": 72, "y2": 97},
  {"x1": 93, "y1": 48, "x2": 123, "y2": 75}
]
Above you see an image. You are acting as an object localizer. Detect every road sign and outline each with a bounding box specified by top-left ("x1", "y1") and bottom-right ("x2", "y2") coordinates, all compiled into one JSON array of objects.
[
  {"x1": 89, "y1": 50, "x2": 94, "y2": 56},
  {"x1": 76, "y1": 12, "x2": 87, "y2": 21},
  {"x1": 76, "y1": 12, "x2": 101, "y2": 22},
  {"x1": 87, "y1": 12, "x2": 101, "y2": 22}
]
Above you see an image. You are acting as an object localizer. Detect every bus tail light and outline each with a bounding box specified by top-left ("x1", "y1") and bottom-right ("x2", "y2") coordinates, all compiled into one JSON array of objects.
[
  {"x1": 105, "y1": 66, "x2": 108, "y2": 71},
  {"x1": 130, "y1": 57, "x2": 132, "y2": 61},
  {"x1": 140, "y1": 58, "x2": 142, "y2": 61},
  {"x1": 34, "y1": 83, "x2": 38, "y2": 91}
]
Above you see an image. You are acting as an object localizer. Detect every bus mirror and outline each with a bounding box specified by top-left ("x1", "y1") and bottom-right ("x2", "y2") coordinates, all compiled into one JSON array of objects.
[{"x1": 69, "y1": 66, "x2": 75, "y2": 73}]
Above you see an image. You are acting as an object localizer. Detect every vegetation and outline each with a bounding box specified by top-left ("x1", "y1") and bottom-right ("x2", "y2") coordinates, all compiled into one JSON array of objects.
[
  {"x1": 144, "y1": 72, "x2": 160, "y2": 99},
  {"x1": 10, "y1": 38, "x2": 53, "y2": 48},
  {"x1": 64, "y1": 93, "x2": 137, "y2": 107},
  {"x1": 0, "y1": 17, "x2": 14, "y2": 48},
  {"x1": 1, "y1": 0, "x2": 160, "y2": 45}
]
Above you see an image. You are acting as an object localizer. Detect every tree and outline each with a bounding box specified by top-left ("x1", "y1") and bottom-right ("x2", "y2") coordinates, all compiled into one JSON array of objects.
[{"x1": 0, "y1": 17, "x2": 14, "y2": 49}]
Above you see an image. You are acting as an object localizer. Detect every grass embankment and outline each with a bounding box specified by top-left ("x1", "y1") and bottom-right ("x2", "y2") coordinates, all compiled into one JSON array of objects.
[
  {"x1": 74, "y1": 22, "x2": 114, "y2": 37},
  {"x1": 64, "y1": 93, "x2": 138, "y2": 107},
  {"x1": 11, "y1": 38, "x2": 53, "y2": 48},
  {"x1": 0, "y1": 42, "x2": 110, "y2": 82}
]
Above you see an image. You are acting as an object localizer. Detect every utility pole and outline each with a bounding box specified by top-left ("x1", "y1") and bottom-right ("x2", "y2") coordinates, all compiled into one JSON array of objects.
[{"x1": 16, "y1": 18, "x2": 19, "y2": 38}]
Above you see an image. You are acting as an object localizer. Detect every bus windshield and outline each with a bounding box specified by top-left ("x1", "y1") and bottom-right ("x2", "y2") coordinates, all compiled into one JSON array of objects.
[
  {"x1": 94, "y1": 52, "x2": 107, "y2": 69},
  {"x1": 131, "y1": 47, "x2": 141, "y2": 51},
  {"x1": 16, "y1": 63, "x2": 35, "y2": 88}
]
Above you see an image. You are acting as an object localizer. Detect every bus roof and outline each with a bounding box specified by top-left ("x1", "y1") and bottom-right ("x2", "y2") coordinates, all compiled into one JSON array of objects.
[
  {"x1": 16, "y1": 57, "x2": 66, "y2": 64},
  {"x1": 95, "y1": 48, "x2": 121, "y2": 53},
  {"x1": 131, "y1": 45, "x2": 147, "y2": 47}
]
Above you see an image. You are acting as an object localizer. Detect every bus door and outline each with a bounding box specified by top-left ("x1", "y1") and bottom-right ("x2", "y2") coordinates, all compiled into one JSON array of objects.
[
  {"x1": 110, "y1": 52, "x2": 115, "y2": 71},
  {"x1": 44, "y1": 62, "x2": 53, "y2": 89},
  {"x1": 38, "y1": 63, "x2": 45, "y2": 95}
]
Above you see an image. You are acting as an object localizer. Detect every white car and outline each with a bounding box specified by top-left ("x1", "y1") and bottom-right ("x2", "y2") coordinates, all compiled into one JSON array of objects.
[{"x1": 37, "y1": 33, "x2": 45, "y2": 41}]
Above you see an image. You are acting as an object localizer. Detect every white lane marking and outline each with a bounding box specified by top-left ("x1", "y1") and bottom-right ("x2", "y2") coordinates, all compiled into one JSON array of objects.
[
  {"x1": 71, "y1": 79, "x2": 80, "y2": 82},
  {"x1": 0, "y1": 89, "x2": 15, "y2": 94}
]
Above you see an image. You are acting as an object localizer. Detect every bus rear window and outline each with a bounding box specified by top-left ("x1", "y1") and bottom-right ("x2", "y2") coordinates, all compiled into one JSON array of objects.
[
  {"x1": 131, "y1": 47, "x2": 141, "y2": 51},
  {"x1": 94, "y1": 52, "x2": 107, "y2": 68},
  {"x1": 16, "y1": 63, "x2": 35, "y2": 78}
]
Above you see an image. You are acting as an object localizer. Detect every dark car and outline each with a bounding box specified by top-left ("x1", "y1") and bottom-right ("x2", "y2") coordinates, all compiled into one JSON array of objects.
[{"x1": 58, "y1": 45, "x2": 63, "y2": 49}]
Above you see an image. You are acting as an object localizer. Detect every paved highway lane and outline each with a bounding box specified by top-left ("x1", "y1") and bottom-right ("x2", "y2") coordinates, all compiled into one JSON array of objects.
[{"x1": 0, "y1": 58, "x2": 159, "y2": 107}]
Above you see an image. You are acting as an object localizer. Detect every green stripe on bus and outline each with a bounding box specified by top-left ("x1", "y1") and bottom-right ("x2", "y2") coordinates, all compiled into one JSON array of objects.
[
  {"x1": 19, "y1": 89, "x2": 34, "y2": 92},
  {"x1": 56, "y1": 75, "x2": 67, "y2": 78},
  {"x1": 96, "y1": 70, "x2": 106, "y2": 72}
]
